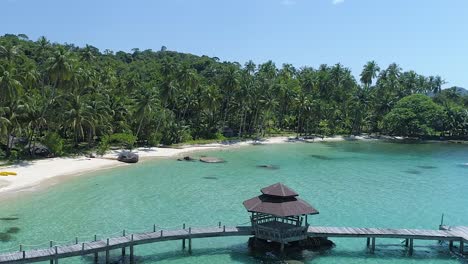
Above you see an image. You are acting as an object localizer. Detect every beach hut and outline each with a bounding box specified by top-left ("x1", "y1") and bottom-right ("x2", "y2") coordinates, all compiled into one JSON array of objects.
[{"x1": 243, "y1": 183, "x2": 319, "y2": 252}]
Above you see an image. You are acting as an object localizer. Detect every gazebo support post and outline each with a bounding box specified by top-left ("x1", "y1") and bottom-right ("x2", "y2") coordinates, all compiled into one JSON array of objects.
[
  {"x1": 366, "y1": 237, "x2": 370, "y2": 248},
  {"x1": 371, "y1": 238, "x2": 376, "y2": 253},
  {"x1": 405, "y1": 238, "x2": 409, "y2": 247}
]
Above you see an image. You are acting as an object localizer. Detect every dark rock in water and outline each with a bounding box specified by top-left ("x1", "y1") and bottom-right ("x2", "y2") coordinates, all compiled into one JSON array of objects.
[
  {"x1": 0, "y1": 232, "x2": 12, "y2": 242},
  {"x1": 117, "y1": 152, "x2": 139, "y2": 163},
  {"x1": 178, "y1": 156, "x2": 196, "y2": 161},
  {"x1": 257, "y1": 164, "x2": 280, "y2": 170},
  {"x1": 202, "y1": 176, "x2": 218, "y2": 180},
  {"x1": 0, "y1": 217, "x2": 19, "y2": 221},
  {"x1": 311, "y1": 155, "x2": 332, "y2": 160},
  {"x1": 248, "y1": 236, "x2": 334, "y2": 254},
  {"x1": 5, "y1": 227, "x2": 20, "y2": 234},
  {"x1": 404, "y1": 169, "x2": 422, "y2": 175},
  {"x1": 200, "y1": 157, "x2": 225, "y2": 163},
  {"x1": 417, "y1": 165, "x2": 437, "y2": 169}
]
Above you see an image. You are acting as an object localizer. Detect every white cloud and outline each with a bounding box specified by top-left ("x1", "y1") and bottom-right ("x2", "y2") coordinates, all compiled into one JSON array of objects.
[
  {"x1": 332, "y1": 0, "x2": 344, "y2": 5},
  {"x1": 281, "y1": 0, "x2": 296, "y2": 6}
]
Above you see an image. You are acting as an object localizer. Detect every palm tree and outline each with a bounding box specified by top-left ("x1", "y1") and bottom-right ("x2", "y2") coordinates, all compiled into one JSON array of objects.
[
  {"x1": 134, "y1": 86, "x2": 159, "y2": 139},
  {"x1": 60, "y1": 92, "x2": 94, "y2": 145},
  {"x1": 47, "y1": 47, "x2": 73, "y2": 90},
  {"x1": 360, "y1": 61, "x2": 380, "y2": 88},
  {"x1": 432, "y1": 76, "x2": 445, "y2": 94},
  {"x1": 0, "y1": 69, "x2": 22, "y2": 104}
]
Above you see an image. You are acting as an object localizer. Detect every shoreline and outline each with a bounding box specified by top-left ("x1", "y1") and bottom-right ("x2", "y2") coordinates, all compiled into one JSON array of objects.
[{"x1": 0, "y1": 135, "x2": 464, "y2": 197}]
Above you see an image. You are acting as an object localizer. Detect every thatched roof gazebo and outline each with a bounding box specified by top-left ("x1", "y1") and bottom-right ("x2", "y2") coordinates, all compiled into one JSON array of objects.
[{"x1": 243, "y1": 183, "x2": 319, "y2": 251}]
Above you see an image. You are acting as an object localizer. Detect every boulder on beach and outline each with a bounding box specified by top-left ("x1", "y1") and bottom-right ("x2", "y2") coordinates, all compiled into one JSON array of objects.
[
  {"x1": 117, "y1": 152, "x2": 139, "y2": 163},
  {"x1": 26, "y1": 143, "x2": 52, "y2": 157},
  {"x1": 200, "y1": 157, "x2": 225, "y2": 163}
]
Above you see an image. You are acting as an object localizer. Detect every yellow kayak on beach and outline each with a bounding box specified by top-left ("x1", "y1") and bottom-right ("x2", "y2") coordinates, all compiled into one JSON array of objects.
[{"x1": 0, "y1": 171, "x2": 17, "y2": 176}]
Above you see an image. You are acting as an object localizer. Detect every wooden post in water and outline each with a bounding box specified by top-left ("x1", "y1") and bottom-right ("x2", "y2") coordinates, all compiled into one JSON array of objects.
[
  {"x1": 280, "y1": 242, "x2": 285, "y2": 253},
  {"x1": 405, "y1": 238, "x2": 409, "y2": 247},
  {"x1": 54, "y1": 246, "x2": 58, "y2": 264},
  {"x1": 94, "y1": 252, "x2": 98, "y2": 264},
  {"x1": 449, "y1": 240, "x2": 453, "y2": 250},
  {"x1": 49, "y1": 241, "x2": 53, "y2": 264},
  {"x1": 366, "y1": 237, "x2": 370, "y2": 248},
  {"x1": 122, "y1": 230, "x2": 126, "y2": 258},
  {"x1": 130, "y1": 245, "x2": 134, "y2": 264},
  {"x1": 371, "y1": 238, "x2": 376, "y2": 253},
  {"x1": 460, "y1": 240, "x2": 464, "y2": 254},
  {"x1": 188, "y1": 227, "x2": 192, "y2": 254},
  {"x1": 182, "y1": 224, "x2": 186, "y2": 249},
  {"x1": 409, "y1": 239, "x2": 414, "y2": 256},
  {"x1": 105, "y1": 238, "x2": 110, "y2": 264}
]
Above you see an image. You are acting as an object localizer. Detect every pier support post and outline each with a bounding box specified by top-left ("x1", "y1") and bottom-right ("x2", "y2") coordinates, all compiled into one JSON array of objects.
[
  {"x1": 370, "y1": 238, "x2": 375, "y2": 253},
  {"x1": 54, "y1": 259, "x2": 58, "y2": 264},
  {"x1": 105, "y1": 250, "x2": 109, "y2": 264},
  {"x1": 50, "y1": 241, "x2": 53, "y2": 264},
  {"x1": 122, "y1": 247, "x2": 126, "y2": 257},
  {"x1": 280, "y1": 243, "x2": 285, "y2": 253},
  {"x1": 188, "y1": 227, "x2": 192, "y2": 254},
  {"x1": 460, "y1": 240, "x2": 464, "y2": 254},
  {"x1": 94, "y1": 252, "x2": 98, "y2": 264},
  {"x1": 182, "y1": 223, "x2": 186, "y2": 250},
  {"x1": 409, "y1": 239, "x2": 414, "y2": 256},
  {"x1": 366, "y1": 237, "x2": 370, "y2": 248},
  {"x1": 449, "y1": 241, "x2": 453, "y2": 251},
  {"x1": 130, "y1": 245, "x2": 134, "y2": 264},
  {"x1": 188, "y1": 238, "x2": 192, "y2": 254},
  {"x1": 405, "y1": 239, "x2": 409, "y2": 247}
]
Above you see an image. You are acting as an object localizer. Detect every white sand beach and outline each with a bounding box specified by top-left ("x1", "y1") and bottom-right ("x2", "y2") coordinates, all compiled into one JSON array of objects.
[{"x1": 0, "y1": 136, "x2": 371, "y2": 195}]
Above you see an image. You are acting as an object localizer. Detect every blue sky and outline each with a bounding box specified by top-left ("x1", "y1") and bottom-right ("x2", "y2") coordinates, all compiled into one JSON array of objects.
[{"x1": 2, "y1": 0, "x2": 468, "y2": 87}]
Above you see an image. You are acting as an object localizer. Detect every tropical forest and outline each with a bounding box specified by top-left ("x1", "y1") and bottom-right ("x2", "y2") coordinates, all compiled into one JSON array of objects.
[{"x1": 1, "y1": 34, "x2": 467, "y2": 159}]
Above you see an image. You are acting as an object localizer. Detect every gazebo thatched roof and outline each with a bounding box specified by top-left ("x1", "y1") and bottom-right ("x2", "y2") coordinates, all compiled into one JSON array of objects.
[{"x1": 243, "y1": 183, "x2": 319, "y2": 217}]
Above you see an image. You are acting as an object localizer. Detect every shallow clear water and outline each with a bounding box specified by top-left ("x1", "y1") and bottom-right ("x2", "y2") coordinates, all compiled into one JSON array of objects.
[{"x1": 0, "y1": 141, "x2": 467, "y2": 263}]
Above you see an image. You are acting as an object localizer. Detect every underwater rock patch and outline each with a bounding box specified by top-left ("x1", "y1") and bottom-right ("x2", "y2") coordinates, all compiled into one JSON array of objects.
[
  {"x1": 0, "y1": 217, "x2": 19, "y2": 221},
  {"x1": 6, "y1": 227, "x2": 20, "y2": 234},
  {"x1": 202, "y1": 176, "x2": 218, "y2": 180},
  {"x1": 0, "y1": 233, "x2": 12, "y2": 242},
  {"x1": 256, "y1": 165, "x2": 280, "y2": 170},
  {"x1": 404, "y1": 170, "x2": 422, "y2": 175},
  {"x1": 311, "y1": 155, "x2": 332, "y2": 160},
  {"x1": 417, "y1": 165, "x2": 437, "y2": 169}
]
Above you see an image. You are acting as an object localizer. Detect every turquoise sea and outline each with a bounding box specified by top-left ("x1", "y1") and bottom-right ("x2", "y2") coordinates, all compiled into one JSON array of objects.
[{"x1": 0, "y1": 141, "x2": 467, "y2": 263}]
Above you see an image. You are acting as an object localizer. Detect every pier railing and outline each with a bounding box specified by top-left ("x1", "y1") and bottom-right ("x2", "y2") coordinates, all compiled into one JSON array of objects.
[{"x1": 0, "y1": 224, "x2": 466, "y2": 263}]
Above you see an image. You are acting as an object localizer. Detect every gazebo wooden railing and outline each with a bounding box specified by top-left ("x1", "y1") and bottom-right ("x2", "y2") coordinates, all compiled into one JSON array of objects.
[{"x1": 253, "y1": 224, "x2": 309, "y2": 243}]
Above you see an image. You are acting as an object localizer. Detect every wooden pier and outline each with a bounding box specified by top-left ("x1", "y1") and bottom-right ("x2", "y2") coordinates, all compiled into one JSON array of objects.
[{"x1": 0, "y1": 225, "x2": 466, "y2": 263}]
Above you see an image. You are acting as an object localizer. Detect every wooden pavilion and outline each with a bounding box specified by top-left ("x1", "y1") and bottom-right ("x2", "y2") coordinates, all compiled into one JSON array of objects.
[{"x1": 243, "y1": 183, "x2": 319, "y2": 252}]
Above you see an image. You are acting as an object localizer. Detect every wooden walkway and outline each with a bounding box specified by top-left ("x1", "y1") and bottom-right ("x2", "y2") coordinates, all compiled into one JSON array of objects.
[{"x1": 0, "y1": 225, "x2": 466, "y2": 263}]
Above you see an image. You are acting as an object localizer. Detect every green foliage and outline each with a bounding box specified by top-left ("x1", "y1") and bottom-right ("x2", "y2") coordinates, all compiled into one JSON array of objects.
[
  {"x1": 148, "y1": 132, "x2": 162, "y2": 146},
  {"x1": 383, "y1": 94, "x2": 444, "y2": 136},
  {"x1": 108, "y1": 133, "x2": 137, "y2": 149},
  {"x1": 96, "y1": 135, "x2": 110, "y2": 156},
  {"x1": 43, "y1": 132, "x2": 64, "y2": 156},
  {"x1": 318, "y1": 120, "x2": 332, "y2": 136},
  {"x1": 8, "y1": 150, "x2": 18, "y2": 161}
]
